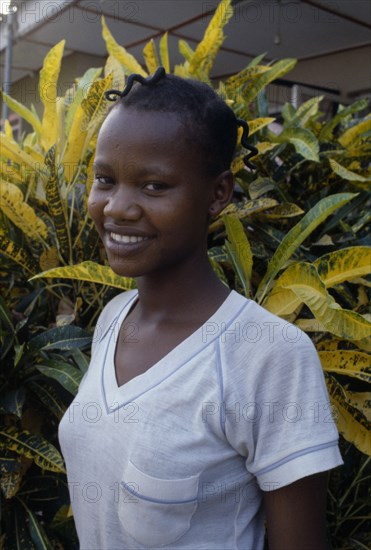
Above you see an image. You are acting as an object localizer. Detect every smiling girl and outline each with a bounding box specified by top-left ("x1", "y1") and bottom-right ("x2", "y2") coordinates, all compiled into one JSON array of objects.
[{"x1": 58, "y1": 68, "x2": 342, "y2": 549}]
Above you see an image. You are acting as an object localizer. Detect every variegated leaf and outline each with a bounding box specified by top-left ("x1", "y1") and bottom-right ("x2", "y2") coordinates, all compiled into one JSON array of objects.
[
  {"x1": 104, "y1": 55, "x2": 126, "y2": 91},
  {"x1": 0, "y1": 180, "x2": 48, "y2": 241},
  {"x1": 314, "y1": 246, "x2": 371, "y2": 288},
  {"x1": 0, "y1": 469, "x2": 22, "y2": 499},
  {"x1": 65, "y1": 67, "x2": 103, "y2": 136},
  {"x1": 0, "y1": 426, "x2": 66, "y2": 473},
  {"x1": 347, "y1": 391, "x2": 371, "y2": 422},
  {"x1": 256, "y1": 193, "x2": 357, "y2": 302},
  {"x1": 45, "y1": 146, "x2": 70, "y2": 260},
  {"x1": 1, "y1": 91, "x2": 42, "y2": 135},
  {"x1": 257, "y1": 203, "x2": 304, "y2": 220},
  {"x1": 225, "y1": 65, "x2": 270, "y2": 93},
  {"x1": 102, "y1": 16, "x2": 146, "y2": 76},
  {"x1": 189, "y1": 0, "x2": 232, "y2": 77},
  {"x1": 325, "y1": 373, "x2": 370, "y2": 456},
  {"x1": 0, "y1": 235, "x2": 39, "y2": 274},
  {"x1": 29, "y1": 381, "x2": 66, "y2": 420},
  {"x1": 243, "y1": 59, "x2": 297, "y2": 104},
  {"x1": 63, "y1": 103, "x2": 87, "y2": 172},
  {"x1": 143, "y1": 39, "x2": 160, "y2": 73},
  {"x1": 39, "y1": 40, "x2": 65, "y2": 150},
  {"x1": 159, "y1": 32, "x2": 170, "y2": 72},
  {"x1": 265, "y1": 262, "x2": 371, "y2": 341},
  {"x1": 329, "y1": 158, "x2": 369, "y2": 182},
  {"x1": 224, "y1": 214, "x2": 252, "y2": 297},
  {"x1": 29, "y1": 260, "x2": 135, "y2": 290},
  {"x1": 320, "y1": 98, "x2": 369, "y2": 141},
  {"x1": 339, "y1": 116, "x2": 371, "y2": 147},
  {"x1": 319, "y1": 350, "x2": 371, "y2": 383},
  {"x1": 81, "y1": 73, "x2": 113, "y2": 135},
  {"x1": 0, "y1": 133, "x2": 45, "y2": 174},
  {"x1": 247, "y1": 117, "x2": 275, "y2": 136},
  {"x1": 209, "y1": 198, "x2": 278, "y2": 232},
  {"x1": 274, "y1": 127, "x2": 319, "y2": 162},
  {"x1": 35, "y1": 361, "x2": 83, "y2": 396}
]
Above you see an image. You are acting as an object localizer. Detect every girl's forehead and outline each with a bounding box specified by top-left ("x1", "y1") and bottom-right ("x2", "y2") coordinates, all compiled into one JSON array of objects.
[
  {"x1": 96, "y1": 106, "x2": 208, "y2": 176},
  {"x1": 103, "y1": 107, "x2": 184, "y2": 135},
  {"x1": 98, "y1": 107, "x2": 193, "y2": 154}
]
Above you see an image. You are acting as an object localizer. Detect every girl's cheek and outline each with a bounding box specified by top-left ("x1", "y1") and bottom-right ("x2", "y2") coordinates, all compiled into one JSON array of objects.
[{"x1": 87, "y1": 192, "x2": 102, "y2": 223}]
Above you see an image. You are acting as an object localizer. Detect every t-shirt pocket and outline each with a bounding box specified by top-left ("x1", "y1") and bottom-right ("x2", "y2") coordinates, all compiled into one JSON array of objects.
[{"x1": 118, "y1": 460, "x2": 199, "y2": 547}]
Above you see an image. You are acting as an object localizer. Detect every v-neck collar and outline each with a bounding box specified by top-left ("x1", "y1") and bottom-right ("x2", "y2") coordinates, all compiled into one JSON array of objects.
[{"x1": 101, "y1": 289, "x2": 248, "y2": 414}]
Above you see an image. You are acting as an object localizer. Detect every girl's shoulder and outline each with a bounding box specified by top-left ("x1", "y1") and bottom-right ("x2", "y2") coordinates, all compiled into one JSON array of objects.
[
  {"x1": 220, "y1": 292, "x2": 320, "y2": 384},
  {"x1": 222, "y1": 291, "x2": 314, "y2": 353}
]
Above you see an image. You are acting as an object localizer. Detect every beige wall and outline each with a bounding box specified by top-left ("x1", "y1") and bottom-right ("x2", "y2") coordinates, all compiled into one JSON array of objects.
[{"x1": 289, "y1": 46, "x2": 371, "y2": 103}]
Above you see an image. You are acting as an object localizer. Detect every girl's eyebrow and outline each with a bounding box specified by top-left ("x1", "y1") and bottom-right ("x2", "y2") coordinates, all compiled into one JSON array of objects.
[
  {"x1": 94, "y1": 160, "x2": 173, "y2": 178},
  {"x1": 92, "y1": 161, "x2": 112, "y2": 172}
]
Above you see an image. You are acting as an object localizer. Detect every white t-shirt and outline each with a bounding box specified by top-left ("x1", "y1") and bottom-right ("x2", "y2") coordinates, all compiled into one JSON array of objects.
[{"x1": 58, "y1": 289, "x2": 343, "y2": 550}]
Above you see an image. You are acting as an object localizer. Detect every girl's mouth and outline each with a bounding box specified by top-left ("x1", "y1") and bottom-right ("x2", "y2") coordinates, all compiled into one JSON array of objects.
[{"x1": 110, "y1": 232, "x2": 151, "y2": 244}]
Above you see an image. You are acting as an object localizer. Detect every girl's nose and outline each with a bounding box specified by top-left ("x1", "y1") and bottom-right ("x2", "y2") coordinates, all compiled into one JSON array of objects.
[{"x1": 103, "y1": 188, "x2": 142, "y2": 221}]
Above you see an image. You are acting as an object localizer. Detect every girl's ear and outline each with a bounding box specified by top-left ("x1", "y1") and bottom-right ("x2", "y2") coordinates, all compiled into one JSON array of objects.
[{"x1": 208, "y1": 170, "x2": 234, "y2": 217}]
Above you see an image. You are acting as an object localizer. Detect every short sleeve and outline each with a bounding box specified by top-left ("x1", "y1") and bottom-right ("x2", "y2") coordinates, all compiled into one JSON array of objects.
[{"x1": 221, "y1": 302, "x2": 343, "y2": 491}]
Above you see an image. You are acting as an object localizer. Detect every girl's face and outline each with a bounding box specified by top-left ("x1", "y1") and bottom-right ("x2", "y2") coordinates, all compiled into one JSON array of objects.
[{"x1": 88, "y1": 107, "x2": 227, "y2": 279}]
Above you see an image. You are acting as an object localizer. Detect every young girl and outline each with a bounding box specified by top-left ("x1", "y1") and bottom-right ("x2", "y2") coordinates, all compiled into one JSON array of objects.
[{"x1": 58, "y1": 68, "x2": 343, "y2": 549}]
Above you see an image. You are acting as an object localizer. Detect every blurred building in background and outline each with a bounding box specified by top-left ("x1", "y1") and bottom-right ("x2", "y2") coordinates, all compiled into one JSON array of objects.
[{"x1": 1, "y1": 0, "x2": 370, "y2": 135}]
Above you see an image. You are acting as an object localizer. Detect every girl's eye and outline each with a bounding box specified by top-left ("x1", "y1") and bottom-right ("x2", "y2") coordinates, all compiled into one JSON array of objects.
[
  {"x1": 144, "y1": 182, "x2": 167, "y2": 192},
  {"x1": 94, "y1": 175, "x2": 113, "y2": 185}
]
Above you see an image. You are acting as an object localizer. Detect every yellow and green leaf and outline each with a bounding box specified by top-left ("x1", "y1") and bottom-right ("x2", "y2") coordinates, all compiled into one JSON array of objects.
[
  {"x1": 319, "y1": 98, "x2": 369, "y2": 141},
  {"x1": 209, "y1": 198, "x2": 278, "y2": 232},
  {"x1": 248, "y1": 117, "x2": 275, "y2": 136},
  {"x1": 264, "y1": 245, "x2": 371, "y2": 315},
  {"x1": 81, "y1": 73, "x2": 113, "y2": 137},
  {"x1": 225, "y1": 65, "x2": 270, "y2": 93},
  {"x1": 329, "y1": 158, "x2": 369, "y2": 182},
  {"x1": 1, "y1": 91, "x2": 42, "y2": 135},
  {"x1": 39, "y1": 40, "x2": 65, "y2": 151},
  {"x1": 143, "y1": 39, "x2": 160, "y2": 74},
  {"x1": 325, "y1": 374, "x2": 371, "y2": 456},
  {"x1": 0, "y1": 133, "x2": 45, "y2": 175},
  {"x1": 0, "y1": 470, "x2": 22, "y2": 499},
  {"x1": 264, "y1": 262, "x2": 371, "y2": 341},
  {"x1": 243, "y1": 58, "x2": 297, "y2": 105},
  {"x1": 257, "y1": 202, "x2": 304, "y2": 220},
  {"x1": 319, "y1": 350, "x2": 371, "y2": 383},
  {"x1": 29, "y1": 260, "x2": 136, "y2": 290},
  {"x1": 188, "y1": 0, "x2": 233, "y2": 78},
  {"x1": 314, "y1": 246, "x2": 371, "y2": 287},
  {"x1": 256, "y1": 192, "x2": 357, "y2": 302},
  {"x1": 347, "y1": 391, "x2": 371, "y2": 422},
  {"x1": 63, "y1": 103, "x2": 87, "y2": 172},
  {"x1": 65, "y1": 67, "x2": 103, "y2": 136},
  {"x1": 0, "y1": 180, "x2": 48, "y2": 242},
  {"x1": 274, "y1": 127, "x2": 319, "y2": 162},
  {"x1": 104, "y1": 55, "x2": 125, "y2": 91},
  {"x1": 102, "y1": 16, "x2": 146, "y2": 76},
  {"x1": 224, "y1": 214, "x2": 252, "y2": 296},
  {"x1": 339, "y1": 116, "x2": 371, "y2": 147},
  {"x1": 159, "y1": 32, "x2": 170, "y2": 72},
  {"x1": 0, "y1": 426, "x2": 66, "y2": 473},
  {"x1": 0, "y1": 235, "x2": 39, "y2": 274},
  {"x1": 45, "y1": 147, "x2": 71, "y2": 260}
]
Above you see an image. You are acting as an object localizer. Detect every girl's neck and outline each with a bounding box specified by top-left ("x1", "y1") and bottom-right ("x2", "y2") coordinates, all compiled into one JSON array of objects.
[{"x1": 133, "y1": 255, "x2": 230, "y2": 324}]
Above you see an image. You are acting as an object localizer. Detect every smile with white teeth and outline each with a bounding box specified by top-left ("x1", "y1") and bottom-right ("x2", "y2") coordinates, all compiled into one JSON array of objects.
[{"x1": 110, "y1": 232, "x2": 150, "y2": 244}]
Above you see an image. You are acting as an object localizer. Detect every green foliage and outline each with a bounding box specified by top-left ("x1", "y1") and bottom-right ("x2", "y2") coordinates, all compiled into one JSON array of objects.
[{"x1": 0, "y1": 0, "x2": 370, "y2": 546}]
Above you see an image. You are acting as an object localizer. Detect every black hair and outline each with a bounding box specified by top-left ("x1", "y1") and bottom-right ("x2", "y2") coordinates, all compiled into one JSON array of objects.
[{"x1": 105, "y1": 67, "x2": 257, "y2": 175}]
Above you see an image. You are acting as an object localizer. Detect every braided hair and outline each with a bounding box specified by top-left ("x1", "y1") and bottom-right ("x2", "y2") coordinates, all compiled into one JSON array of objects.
[{"x1": 105, "y1": 67, "x2": 257, "y2": 175}]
